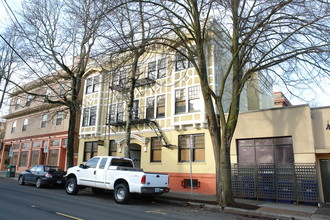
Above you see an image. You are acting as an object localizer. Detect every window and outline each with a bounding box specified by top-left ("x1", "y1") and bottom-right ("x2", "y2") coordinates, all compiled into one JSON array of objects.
[
  {"x1": 41, "y1": 114, "x2": 48, "y2": 128},
  {"x1": 151, "y1": 137, "x2": 162, "y2": 162},
  {"x1": 93, "y1": 76, "x2": 100, "y2": 92},
  {"x1": 48, "y1": 149, "x2": 59, "y2": 166},
  {"x1": 148, "y1": 61, "x2": 156, "y2": 80},
  {"x1": 237, "y1": 137, "x2": 294, "y2": 165},
  {"x1": 99, "y1": 158, "x2": 107, "y2": 169},
  {"x1": 85, "y1": 76, "x2": 100, "y2": 94},
  {"x1": 175, "y1": 89, "x2": 186, "y2": 114},
  {"x1": 22, "y1": 142, "x2": 30, "y2": 149},
  {"x1": 188, "y1": 86, "x2": 201, "y2": 112},
  {"x1": 109, "y1": 140, "x2": 117, "y2": 156},
  {"x1": 30, "y1": 151, "x2": 39, "y2": 167},
  {"x1": 82, "y1": 106, "x2": 96, "y2": 126},
  {"x1": 84, "y1": 141, "x2": 98, "y2": 161},
  {"x1": 11, "y1": 121, "x2": 17, "y2": 133},
  {"x1": 117, "y1": 103, "x2": 124, "y2": 122},
  {"x1": 109, "y1": 104, "x2": 116, "y2": 123},
  {"x1": 19, "y1": 151, "x2": 28, "y2": 167},
  {"x1": 85, "y1": 157, "x2": 100, "y2": 168},
  {"x1": 119, "y1": 70, "x2": 128, "y2": 85},
  {"x1": 156, "y1": 95, "x2": 165, "y2": 118},
  {"x1": 32, "y1": 141, "x2": 41, "y2": 148},
  {"x1": 112, "y1": 73, "x2": 119, "y2": 87},
  {"x1": 63, "y1": 138, "x2": 68, "y2": 147},
  {"x1": 132, "y1": 100, "x2": 139, "y2": 120},
  {"x1": 157, "y1": 58, "x2": 167, "y2": 78},
  {"x1": 26, "y1": 95, "x2": 33, "y2": 106},
  {"x1": 146, "y1": 97, "x2": 155, "y2": 119},
  {"x1": 179, "y1": 134, "x2": 205, "y2": 162},
  {"x1": 56, "y1": 111, "x2": 64, "y2": 125},
  {"x1": 15, "y1": 98, "x2": 20, "y2": 110},
  {"x1": 11, "y1": 152, "x2": 19, "y2": 165},
  {"x1": 175, "y1": 52, "x2": 186, "y2": 71},
  {"x1": 175, "y1": 86, "x2": 201, "y2": 114},
  {"x1": 22, "y1": 118, "x2": 29, "y2": 131},
  {"x1": 50, "y1": 139, "x2": 60, "y2": 147},
  {"x1": 59, "y1": 83, "x2": 68, "y2": 97}
]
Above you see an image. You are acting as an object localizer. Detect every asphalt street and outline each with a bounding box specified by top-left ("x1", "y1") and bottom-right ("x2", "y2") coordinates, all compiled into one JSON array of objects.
[{"x1": 0, "y1": 178, "x2": 258, "y2": 220}]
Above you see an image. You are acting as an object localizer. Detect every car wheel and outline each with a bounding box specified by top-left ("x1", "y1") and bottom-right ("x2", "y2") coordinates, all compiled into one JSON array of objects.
[
  {"x1": 18, "y1": 175, "x2": 25, "y2": 185},
  {"x1": 65, "y1": 177, "x2": 79, "y2": 195},
  {"x1": 36, "y1": 178, "x2": 43, "y2": 188},
  {"x1": 114, "y1": 183, "x2": 130, "y2": 204},
  {"x1": 92, "y1": 187, "x2": 105, "y2": 195}
]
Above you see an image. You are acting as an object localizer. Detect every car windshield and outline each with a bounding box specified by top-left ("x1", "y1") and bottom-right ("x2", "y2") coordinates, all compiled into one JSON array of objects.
[{"x1": 44, "y1": 166, "x2": 62, "y2": 172}]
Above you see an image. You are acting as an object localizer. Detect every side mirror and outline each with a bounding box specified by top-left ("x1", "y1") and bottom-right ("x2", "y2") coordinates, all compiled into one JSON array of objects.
[
  {"x1": 79, "y1": 164, "x2": 86, "y2": 169},
  {"x1": 25, "y1": 169, "x2": 30, "y2": 172}
]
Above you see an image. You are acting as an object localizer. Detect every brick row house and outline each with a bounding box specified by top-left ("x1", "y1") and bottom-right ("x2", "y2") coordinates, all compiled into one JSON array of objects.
[{"x1": 0, "y1": 77, "x2": 80, "y2": 172}]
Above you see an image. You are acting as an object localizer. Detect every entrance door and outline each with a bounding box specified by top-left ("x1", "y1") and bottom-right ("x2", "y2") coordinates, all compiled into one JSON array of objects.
[
  {"x1": 320, "y1": 159, "x2": 330, "y2": 203},
  {"x1": 130, "y1": 144, "x2": 141, "y2": 168}
]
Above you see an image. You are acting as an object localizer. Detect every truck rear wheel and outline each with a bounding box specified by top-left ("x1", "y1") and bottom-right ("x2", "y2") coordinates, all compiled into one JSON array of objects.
[
  {"x1": 114, "y1": 183, "x2": 130, "y2": 204},
  {"x1": 65, "y1": 177, "x2": 79, "y2": 195}
]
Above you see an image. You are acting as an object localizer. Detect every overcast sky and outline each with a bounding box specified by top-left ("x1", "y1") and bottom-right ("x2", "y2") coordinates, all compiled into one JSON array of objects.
[{"x1": 0, "y1": 0, "x2": 329, "y2": 108}]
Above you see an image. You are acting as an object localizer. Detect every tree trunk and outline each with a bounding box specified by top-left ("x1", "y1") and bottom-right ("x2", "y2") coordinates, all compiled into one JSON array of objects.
[{"x1": 67, "y1": 106, "x2": 76, "y2": 169}]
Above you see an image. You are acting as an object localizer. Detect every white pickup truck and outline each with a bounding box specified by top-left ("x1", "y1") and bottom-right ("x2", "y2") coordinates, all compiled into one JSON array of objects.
[{"x1": 65, "y1": 156, "x2": 170, "y2": 204}]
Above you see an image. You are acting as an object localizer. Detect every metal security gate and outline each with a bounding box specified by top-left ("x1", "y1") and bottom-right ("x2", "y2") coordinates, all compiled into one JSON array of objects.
[{"x1": 231, "y1": 164, "x2": 319, "y2": 203}]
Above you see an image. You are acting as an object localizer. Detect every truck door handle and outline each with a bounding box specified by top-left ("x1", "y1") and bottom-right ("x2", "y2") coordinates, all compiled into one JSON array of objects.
[{"x1": 94, "y1": 171, "x2": 96, "y2": 175}]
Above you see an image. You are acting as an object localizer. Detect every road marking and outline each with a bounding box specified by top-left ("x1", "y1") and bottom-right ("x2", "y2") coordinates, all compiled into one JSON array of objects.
[
  {"x1": 146, "y1": 210, "x2": 167, "y2": 215},
  {"x1": 30, "y1": 205, "x2": 83, "y2": 220},
  {"x1": 56, "y1": 212, "x2": 84, "y2": 220}
]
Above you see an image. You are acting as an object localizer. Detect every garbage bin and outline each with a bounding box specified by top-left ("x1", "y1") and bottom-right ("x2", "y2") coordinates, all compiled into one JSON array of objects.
[{"x1": 6, "y1": 165, "x2": 16, "y2": 177}]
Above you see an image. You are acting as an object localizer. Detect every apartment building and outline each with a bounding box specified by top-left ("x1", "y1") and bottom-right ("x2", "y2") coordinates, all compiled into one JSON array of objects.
[
  {"x1": 78, "y1": 32, "x2": 274, "y2": 195},
  {"x1": 0, "y1": 77, "x2": 80, "y2": 172}
]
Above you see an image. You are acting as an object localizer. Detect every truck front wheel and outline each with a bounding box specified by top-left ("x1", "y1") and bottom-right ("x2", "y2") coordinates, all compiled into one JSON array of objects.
[
  {"x1": 65, "y1": 177, "x2": 79, "y2": 195},
  {"x1": 114, "y1": 183, "x2": 130, "y2": 204}
]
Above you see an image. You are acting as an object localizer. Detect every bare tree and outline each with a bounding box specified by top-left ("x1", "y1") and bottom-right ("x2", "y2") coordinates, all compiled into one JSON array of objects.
[
  {"x1": 11, "y1": 0, "x2": 119, "y2": 168},
  {"x1": 98, "y1": 0, "x2": 165, "y2": 158},
  {"x1": 143, "y1": 0, "x2": 330, "y2": 205},
  {"x1": 0, "y1": 26, "x2": 20, "y2": 109}
]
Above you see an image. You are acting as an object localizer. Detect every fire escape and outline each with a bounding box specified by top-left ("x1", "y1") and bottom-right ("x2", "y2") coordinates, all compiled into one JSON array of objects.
[{"x1": 106, "y1": 71, "x2": 172, "y2": 148}]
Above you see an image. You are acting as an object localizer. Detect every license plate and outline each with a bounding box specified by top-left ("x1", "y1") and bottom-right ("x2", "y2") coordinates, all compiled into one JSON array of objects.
[
  {"x1": 57, "y1": 180, "x2": 62, "y2": 184},
  {"x1": 155, "y1": 188, "x2": 160, "y2": 193}
]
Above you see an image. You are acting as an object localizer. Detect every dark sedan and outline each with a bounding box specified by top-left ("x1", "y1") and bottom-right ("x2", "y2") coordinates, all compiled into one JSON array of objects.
[{"x1": 18, "y1": 165, "x2": 66, "y2": 188}]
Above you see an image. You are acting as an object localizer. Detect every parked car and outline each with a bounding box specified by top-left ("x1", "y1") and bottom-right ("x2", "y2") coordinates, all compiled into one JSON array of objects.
[
  {"x1": 65, "y1": 156, "x2": 170, "y2": 204},
  {"x1": 18, "y1": 165, "x2": 66, "y2": 188}
]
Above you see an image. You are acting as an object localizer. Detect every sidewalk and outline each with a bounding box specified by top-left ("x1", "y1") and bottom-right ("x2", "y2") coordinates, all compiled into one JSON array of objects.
[{"x1": 1, "y1": 171, "x2": 329, "y2": 219}]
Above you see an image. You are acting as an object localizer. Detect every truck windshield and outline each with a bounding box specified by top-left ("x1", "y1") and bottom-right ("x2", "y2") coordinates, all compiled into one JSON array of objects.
[{"x1": 110, "y1": 159, "x2": 133, "y2": 167}]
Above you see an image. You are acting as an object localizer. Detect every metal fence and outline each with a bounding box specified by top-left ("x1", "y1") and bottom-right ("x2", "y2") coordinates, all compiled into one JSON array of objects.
[{"x1": 231, "y1": 164, "x2": 319, "y2": 203}]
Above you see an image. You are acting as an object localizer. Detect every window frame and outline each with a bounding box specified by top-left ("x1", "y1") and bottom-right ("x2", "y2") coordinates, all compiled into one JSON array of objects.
[
  {"x1": 157, "y1": 58, "x2": 167, "y2": 79},
  {"x1": 146, "y1": 97, "x2": 155, "y2": 119},
  {"x1": 178, "y1": 134, "x2": 205, "y2": 162},
  {"x1": 22, "y1": 118, "x2": 29, "y2": 131},
  {"x1": 156, "y1": 95, "x2": 165, "y2": 118},
  {"x1": 108, "y1": 140, "x2": 117, "y2": 156},
  {"x1": 150, "y1": 137, "x2": 162, "y2": 162},
  {"x1": 83, "y1": 141, "x2": 98, "y2": 161},
  {"x1": 56, "y1": 111, "x2": 64, "y2": 125},
  {"x1": 237, "y1": 137, "x2": 294, "y2": 165},
  {"x1": 11, "y1": 121, "x2": 17, "y2": 133},
  {"x1": 41, "y1": 114, "x2": 48, "y2": 128},
  {"x1": 26, "y1": 94, "x2": 33, "y2": 107},
  {"x1": 85, "y1": 76, "x2": 100, "y2": 94},
  {"x1": 15, "y1": 98, "x2": 20, "y2": 110},
  {"x1": 82, "y1": 106, "x2": 97, "y2": 127},
  {"x1": 175, "y1": 89, "x2": 186, "y2": 114},
  {"x1": 148, "y1": 61, "x2": 157, "y2": 80}
]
